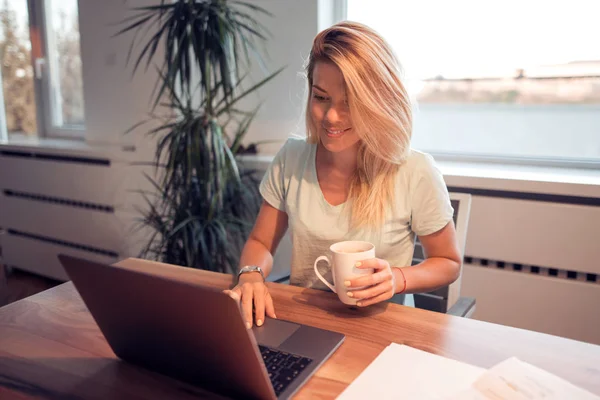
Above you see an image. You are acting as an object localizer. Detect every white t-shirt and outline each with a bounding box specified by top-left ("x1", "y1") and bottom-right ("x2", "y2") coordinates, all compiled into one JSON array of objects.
[{"x1": 260, "y1": 137, "x2": 453, "y2": 305}]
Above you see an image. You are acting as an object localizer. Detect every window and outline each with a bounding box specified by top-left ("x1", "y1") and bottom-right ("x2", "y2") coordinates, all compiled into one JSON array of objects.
[
  {"x1": 347, "y1": 0, "x2": 600, "y2": 167},
  {"x1": 0, "y1": 0, "x2": 84, "y2": 140}
]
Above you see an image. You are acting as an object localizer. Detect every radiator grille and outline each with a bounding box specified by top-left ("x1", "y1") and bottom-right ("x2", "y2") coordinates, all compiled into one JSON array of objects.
[
  {"x1": 3, "y1": 190, "x2": 114, "y2": 213},
  {"x1": 7, "y1": 229, "x2": 119, "y2": 258},
  {"x1": 464, "y1": 256, "x2": 599, "y2": 284},
  {"x1": 0, "y1": 149, "x2": 110, "y2": 166}
]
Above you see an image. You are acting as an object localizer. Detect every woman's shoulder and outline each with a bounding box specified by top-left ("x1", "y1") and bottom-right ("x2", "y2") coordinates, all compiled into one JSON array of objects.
[
  {"x1": 394, "y1": 148, "x2": 446, "y2": 194},
  {"x1": 282, "y1": 136, "x2": 312, "y2": 151},
  {"x1": 277, "y1": 136, "x2": 314, "y2": 162},
  {"x1": 401, "y1": 148, "x2": 440, "y2": 175}
]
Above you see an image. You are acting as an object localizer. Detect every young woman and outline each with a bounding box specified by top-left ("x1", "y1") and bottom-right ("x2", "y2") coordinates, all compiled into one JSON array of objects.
[{"x1": 229, "y1": 21, "x2": 461, "y2": 329}]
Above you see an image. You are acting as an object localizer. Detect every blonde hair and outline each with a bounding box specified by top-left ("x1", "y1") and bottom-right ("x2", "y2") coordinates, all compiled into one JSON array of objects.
[{"x1": 305, "y1": 21, "x2": 413, "y2": 229}]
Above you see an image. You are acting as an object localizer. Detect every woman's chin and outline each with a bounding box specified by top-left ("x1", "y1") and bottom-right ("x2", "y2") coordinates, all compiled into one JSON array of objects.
[
  {"x1": 320, "y1": 136, "x2": 343, "y2": 151},
  {"x1": 320, "y1": 136, "x2": 359, "y2": 153}
]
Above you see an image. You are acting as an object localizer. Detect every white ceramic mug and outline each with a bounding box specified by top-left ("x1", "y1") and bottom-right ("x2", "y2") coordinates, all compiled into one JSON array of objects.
[{"x1": 313, "y1": 241, "x2": 375, "y2": 305}]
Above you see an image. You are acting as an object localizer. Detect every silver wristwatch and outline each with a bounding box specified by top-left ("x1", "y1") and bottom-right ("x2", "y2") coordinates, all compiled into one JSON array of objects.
[{"x1": 237, "y1": 265, "x2": 265, "y2": 282}]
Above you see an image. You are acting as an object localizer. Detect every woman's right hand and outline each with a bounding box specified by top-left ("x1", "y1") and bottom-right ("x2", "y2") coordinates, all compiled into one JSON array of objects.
[{"x1": 225, "y1": 272, "x2": 277, "y2": 329}]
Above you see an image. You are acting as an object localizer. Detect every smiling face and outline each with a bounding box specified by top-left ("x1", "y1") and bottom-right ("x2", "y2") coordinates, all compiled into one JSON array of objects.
[{"x1": 309, "y1": 61, "x2": 360, "y2": 154}]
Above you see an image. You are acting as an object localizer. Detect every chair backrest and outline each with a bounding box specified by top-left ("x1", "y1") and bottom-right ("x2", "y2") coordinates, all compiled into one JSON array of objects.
[{"x1": 412, "y1": 192, "x2": 472, "y2": 313}]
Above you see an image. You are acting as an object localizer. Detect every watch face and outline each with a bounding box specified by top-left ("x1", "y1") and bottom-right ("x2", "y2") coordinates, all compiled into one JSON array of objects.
[
  {"x1": 238, "y1": 266, "x2": 263, "y2": 279},
  {"x1": 239, "y1": 266, "x2": 253, "y2": 274}
]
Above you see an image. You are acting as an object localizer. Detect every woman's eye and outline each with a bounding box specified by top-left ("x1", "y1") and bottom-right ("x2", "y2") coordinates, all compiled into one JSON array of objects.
[{"x1": 313, "y1": 94, "x2": 328, "y2": 101}]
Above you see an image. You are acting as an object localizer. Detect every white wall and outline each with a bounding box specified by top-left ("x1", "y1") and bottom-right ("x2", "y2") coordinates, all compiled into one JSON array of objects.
[
  {"x1": 77, "y1": 0, "x2": 327, "y2": 156},
  {"x1": 227, "y1": 0, "x2": 321, "y2": 154},
  {"x1": 78, "y1": 0, "x2": 165, "y2": 159}
]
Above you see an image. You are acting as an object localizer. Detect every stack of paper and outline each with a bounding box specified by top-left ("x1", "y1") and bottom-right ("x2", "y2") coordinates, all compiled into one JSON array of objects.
[
  {"x1": 337, "y1": 344, "x2": 484, "y2": 400},
  {"x1": 450, "y1": 357, "x2": 600, "y2": 400},
  {"x1": 337, "y1": 344, "x2": 599, "y2": 400}
]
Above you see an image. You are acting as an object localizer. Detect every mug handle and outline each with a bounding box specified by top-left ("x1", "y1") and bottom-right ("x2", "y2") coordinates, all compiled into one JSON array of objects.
[{"x1": 314, "y1": 255, "x2": 336, "y2": 293}]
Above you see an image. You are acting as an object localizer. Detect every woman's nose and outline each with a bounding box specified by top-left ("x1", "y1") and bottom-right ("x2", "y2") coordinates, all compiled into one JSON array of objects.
[{"x1": 325, "y1": 105, "x2": 346, "y2": 124}]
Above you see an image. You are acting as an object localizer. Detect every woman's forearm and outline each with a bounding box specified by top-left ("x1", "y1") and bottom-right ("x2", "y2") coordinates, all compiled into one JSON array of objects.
[
  {"x1": 393, "y1": 257, "x2": 460, "y2": 294},
  {"x1": 238, "y1": 237, "x2": 275, "y2": 278}
]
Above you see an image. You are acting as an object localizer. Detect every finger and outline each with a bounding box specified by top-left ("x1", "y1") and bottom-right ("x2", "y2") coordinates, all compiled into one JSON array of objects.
[
  {"x1": 355, "y1": 258, "x2": 388, "y2": 271},
  {"x1": 253, "y1": 285, "x2": 266, "y2": 327},
  {"x1": 229, "y1": 285, "x2": 243, "y2": 297},
  {"x1": 264, "y1": 292, "x2": 277, "y2": 319},
  {"x1": 232, "y1": 286, "x2": 242, "y2": 296},
  {"x1": 346, "y1": 268, "x2": 393, "y2": 288},
  {"x1": 241, "y1": 285, "x2": 254, "y2": 329},
  {"x1": 356, "y1": 288, "x2": 394, "y2": 307},
  {"x1": 348, "y1": 279, "x2": 394, "y2": 301},
  {"x1": 223, "y1": 289, "x2": 240, "y2": 303}
]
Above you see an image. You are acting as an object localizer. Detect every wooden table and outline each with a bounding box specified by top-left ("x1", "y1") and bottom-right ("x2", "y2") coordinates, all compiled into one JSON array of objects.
[{"x1": 1, "y1": 261, "x2": 600, "y2": 399}]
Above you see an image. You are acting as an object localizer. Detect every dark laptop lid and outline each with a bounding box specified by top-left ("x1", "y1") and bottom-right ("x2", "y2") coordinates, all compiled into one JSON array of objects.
[{"x1": 58, "y1": 254, "x2": 276, "y2": 400}]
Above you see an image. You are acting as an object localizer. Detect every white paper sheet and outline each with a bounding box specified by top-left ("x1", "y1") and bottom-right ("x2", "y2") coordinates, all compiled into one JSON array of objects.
[
  {"x1": 449, "y1": 357, "x2": 600, "y2": 400},
  {"x1": 337, "y1": 344, "x2": 485, "y2": 400}
]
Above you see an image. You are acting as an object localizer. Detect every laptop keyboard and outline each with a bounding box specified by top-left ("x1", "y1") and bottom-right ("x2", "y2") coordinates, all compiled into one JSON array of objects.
[{"x1": 258, "y1": 345, "x2": 313, "y2": 396}]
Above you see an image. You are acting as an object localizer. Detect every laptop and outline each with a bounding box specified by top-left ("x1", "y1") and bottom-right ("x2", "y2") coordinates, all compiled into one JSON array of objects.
[{"x1": 58, "y1": 255, "x2": 345, "y2": 399}]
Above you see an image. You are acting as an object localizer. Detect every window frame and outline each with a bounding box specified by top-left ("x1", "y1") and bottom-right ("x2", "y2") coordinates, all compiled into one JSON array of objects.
[
  {"x1": 0, "y1": 71, "x2": 7, "y2": 141},
  {"x1": 27, "y1": 0, "x2": 85, "y2": 140}
]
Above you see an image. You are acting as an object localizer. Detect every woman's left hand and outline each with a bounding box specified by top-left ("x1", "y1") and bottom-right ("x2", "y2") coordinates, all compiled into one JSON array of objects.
[{"x1": 345, "y1": 258, "x2": 396, "y2": 307}]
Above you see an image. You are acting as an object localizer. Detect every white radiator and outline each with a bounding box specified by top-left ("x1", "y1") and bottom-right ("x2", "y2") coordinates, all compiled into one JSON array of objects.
[
  {"x1": 462, "y1": 261, "x2": 600, "y2": 345},
  {"x1": 0, "y1": 147, "x2": 149, "y2": 281},
  {"x1": 457, "y1": 193, "x2": 600, "y2": 345}
]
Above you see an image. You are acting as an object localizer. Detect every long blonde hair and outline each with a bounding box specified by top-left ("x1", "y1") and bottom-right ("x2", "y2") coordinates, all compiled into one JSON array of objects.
[{"x1": 305, "y1": 21, "x2": 413, "y2": 229}]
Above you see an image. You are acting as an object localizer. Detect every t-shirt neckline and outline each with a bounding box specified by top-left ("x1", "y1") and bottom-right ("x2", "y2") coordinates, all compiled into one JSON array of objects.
[{"x1": 311, "y1": 143, "x2": 347, "y2": 209}]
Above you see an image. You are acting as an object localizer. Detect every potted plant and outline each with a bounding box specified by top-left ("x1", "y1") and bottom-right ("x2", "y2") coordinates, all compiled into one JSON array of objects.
[{"x1": 116, "y1": 0, "x2": 282, "y2": 274}]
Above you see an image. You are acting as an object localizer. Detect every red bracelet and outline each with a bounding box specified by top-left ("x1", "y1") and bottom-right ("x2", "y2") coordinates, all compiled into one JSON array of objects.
[{"x1": 395, "y1": 267, "x2": 407, "y2": 294}]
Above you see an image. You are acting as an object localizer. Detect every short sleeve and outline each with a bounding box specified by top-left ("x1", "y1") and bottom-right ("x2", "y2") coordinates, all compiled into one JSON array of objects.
[
  {"x1": 259, "y1": 142, "x2": 288, "y2": 211},
  {"x1": 410, "y1": 154, "x2": 454, "y2": 236}
]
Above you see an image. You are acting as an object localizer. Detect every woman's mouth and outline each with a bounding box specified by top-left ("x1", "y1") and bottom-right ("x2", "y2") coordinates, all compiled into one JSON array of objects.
[{"x1": 324, "y1": 126, "x2": 352, "y2": 138}]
